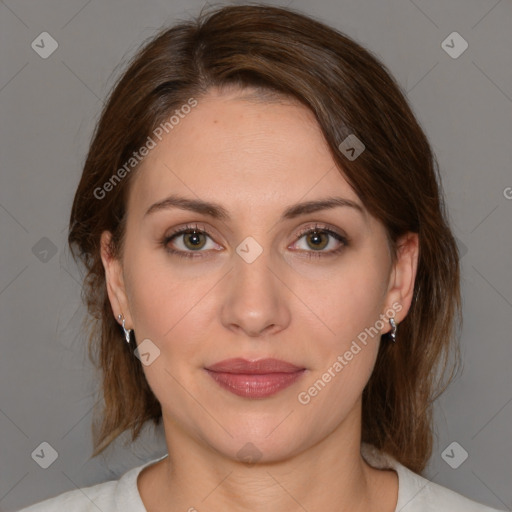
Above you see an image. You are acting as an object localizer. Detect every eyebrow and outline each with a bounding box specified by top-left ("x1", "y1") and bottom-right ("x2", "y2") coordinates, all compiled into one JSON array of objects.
[{"x1": 144, "y1": 194, "x2": 365, "y2": 221}]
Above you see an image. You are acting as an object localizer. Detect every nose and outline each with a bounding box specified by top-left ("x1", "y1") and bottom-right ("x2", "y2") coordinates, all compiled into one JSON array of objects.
[{"x1": 220, "y1": 246, "x2": 291, "y2": 338}]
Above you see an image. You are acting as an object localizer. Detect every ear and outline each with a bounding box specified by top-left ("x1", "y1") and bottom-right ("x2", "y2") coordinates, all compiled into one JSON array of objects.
[
  {"x1": 100, "y1": 230, "x2": 133, "y2": 329},
  {"x1": 381, "y1": 232, "x2": 419, "y2": 334}
]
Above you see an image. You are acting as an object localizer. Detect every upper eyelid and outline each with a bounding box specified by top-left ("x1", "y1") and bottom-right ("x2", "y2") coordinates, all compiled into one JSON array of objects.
[{"x1": 295, "y1": 223, "x2": 346, "y2": 238}]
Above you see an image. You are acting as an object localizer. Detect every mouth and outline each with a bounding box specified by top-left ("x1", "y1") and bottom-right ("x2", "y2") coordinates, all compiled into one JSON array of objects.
[{"x1": 204, "y1": 358, "x2": 306, "y2": 399}]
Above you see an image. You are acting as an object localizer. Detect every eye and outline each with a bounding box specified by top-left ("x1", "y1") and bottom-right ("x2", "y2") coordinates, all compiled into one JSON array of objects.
[
  {"x1": 161, "y1": 224, "x2": 221, "y2": 259},
  {"x1": 161, "y1": 222, "x2": 348, "y2": 260},
  {"x1": 290, "y1": 224, "x2": 348, "y2": 258}
]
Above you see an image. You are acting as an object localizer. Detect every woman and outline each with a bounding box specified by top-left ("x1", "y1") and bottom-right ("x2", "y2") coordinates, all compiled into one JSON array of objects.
[{"x1": 18, "y1": 4, "x2": 504, "y2": 511}]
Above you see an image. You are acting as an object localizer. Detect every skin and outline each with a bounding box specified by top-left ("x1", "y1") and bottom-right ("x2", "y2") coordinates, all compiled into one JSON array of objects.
[{"x1": 101, "y1": 86, "x2": 419, "y2": 512}]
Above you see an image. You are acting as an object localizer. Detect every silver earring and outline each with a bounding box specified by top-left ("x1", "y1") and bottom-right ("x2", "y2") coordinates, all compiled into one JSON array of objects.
[
  {"x1": 118, "y1": 313, "x2": 132, "y2": 344},
  {"x1": 389, "y1": 317, "x2": 397, "y2": 343}
]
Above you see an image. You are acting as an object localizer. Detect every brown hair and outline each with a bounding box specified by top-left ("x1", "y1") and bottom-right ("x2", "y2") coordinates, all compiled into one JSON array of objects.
[{"x1": 68, "y1": 3, "x2": 461, "y2": 473}]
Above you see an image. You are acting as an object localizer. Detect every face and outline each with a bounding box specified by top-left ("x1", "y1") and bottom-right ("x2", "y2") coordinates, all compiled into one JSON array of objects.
[{"x1": 102, "y1": 87, "x2": 418, "y2": 463}]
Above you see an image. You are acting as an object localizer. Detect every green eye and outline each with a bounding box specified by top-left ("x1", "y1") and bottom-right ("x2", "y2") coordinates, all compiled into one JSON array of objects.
[
  {"x1": 292, "y1": 225, "x2": 348, "y2": 257},
  {"x1": 162, "y1": 223, "x2": 348, "y2": 260}
]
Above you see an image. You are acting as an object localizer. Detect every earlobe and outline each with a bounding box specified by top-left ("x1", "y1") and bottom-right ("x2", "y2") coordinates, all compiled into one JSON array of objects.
[
  {"x1": 383, "y1": 232, "x2": 419, "y2": 327},
  {"x1": 100, "y1": 231, "x2": 132, "y2": 327}
]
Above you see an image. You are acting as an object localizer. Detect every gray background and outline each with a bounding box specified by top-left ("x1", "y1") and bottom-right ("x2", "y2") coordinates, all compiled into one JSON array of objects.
[{"x1": 1, "y1": 0, "x2": 511, "y2": 510}]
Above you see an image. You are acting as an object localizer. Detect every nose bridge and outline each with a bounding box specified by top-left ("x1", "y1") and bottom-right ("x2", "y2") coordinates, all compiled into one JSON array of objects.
[{"x1": 220, "y1": 236, "x2": 290, "y2": 336}]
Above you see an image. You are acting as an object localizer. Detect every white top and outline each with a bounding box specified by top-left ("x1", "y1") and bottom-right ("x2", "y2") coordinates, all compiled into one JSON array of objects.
[{"x1": 17, "y1": 443, "x2": 504, "y2": 511}]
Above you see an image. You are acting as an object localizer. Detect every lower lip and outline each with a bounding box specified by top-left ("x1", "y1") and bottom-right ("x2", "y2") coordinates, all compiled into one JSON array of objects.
[{"x1": 205, "y1": 369, "x2": 305, "y2": 399}]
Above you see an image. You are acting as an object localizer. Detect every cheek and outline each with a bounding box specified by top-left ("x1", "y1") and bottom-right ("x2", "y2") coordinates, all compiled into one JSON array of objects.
[
  {"x1": 307, "y1": 256, "x2": 388, "y2": 346},
  {"x1": 123, "y1": 246, "x2": 219, "y2": 354},
  {"x1": 294, "y1": 249, "x2": 388, "y2": 410},
  {"x1": 296, "y1": 265, "x2": 384, "y2": 416}
]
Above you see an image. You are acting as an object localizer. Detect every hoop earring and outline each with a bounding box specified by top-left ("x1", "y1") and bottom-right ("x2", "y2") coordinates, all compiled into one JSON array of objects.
[
  {"x1": 389, "y1": 317, "x2": 397, "y2": 343},
  {"x1": 117, "y1": 313, "x2": 132, "y2": 345}
]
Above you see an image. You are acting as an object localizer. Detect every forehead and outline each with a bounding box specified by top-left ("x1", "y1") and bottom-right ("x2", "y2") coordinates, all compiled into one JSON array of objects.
[{"x1": 128, "y1": 90, "x2": 364, "y2": 220}]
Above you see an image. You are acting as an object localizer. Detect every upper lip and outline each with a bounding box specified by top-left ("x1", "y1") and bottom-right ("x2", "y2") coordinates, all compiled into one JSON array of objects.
[{"x1": 205, "y1": 358, "x2": 305, "y2": 374}]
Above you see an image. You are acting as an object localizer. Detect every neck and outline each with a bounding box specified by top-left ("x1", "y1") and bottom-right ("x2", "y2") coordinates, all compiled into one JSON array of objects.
[{"x1": 139, "y1": 403, "x2": 396, "y2": 512}]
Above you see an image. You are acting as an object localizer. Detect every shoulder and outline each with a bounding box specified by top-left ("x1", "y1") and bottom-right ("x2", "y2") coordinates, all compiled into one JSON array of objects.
[
  {"x1": 15, "y1": 479, "x2": 119, "y2": 512},
  {"x1": 361, "y1": 443, "x2": 505, "y2": 512},
  {"x1": 15, "y1": 454, "x2": 168, "y2": 512},
  {"x1": 395, "y1": 462, "x2": 504, "y2": 512}
]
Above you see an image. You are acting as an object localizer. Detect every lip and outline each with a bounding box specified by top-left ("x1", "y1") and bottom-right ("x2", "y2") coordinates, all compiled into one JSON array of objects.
[
  {"x1": 205, "y1": 358, "x2": 306, "y2": 399},
  {"x1": 206, "y1": 358, "x2": 304, "y2": 374}
]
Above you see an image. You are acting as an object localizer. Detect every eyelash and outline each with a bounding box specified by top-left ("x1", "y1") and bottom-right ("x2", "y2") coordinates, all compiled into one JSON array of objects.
[{"x1": 161, "y1": 223, "x2": 348, "y2": 260}]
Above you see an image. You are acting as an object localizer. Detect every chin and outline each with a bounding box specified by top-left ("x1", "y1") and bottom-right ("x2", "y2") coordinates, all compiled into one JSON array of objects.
[{"x1": 195, "y1": 415, "x2": 311, "y2": 465}]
